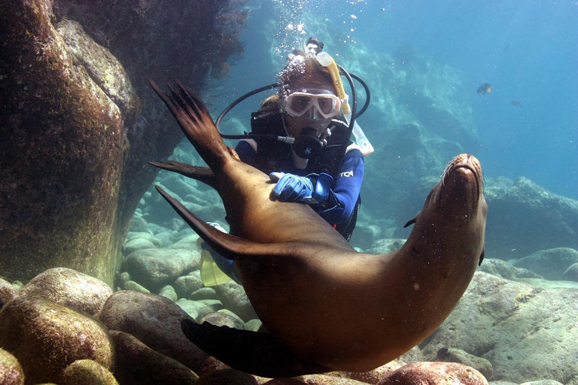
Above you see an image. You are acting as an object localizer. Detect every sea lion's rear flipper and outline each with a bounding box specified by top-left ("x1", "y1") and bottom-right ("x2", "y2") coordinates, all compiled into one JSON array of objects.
[
  {"x1": 156, "y1": 185, "x2": 289, "y2": 261},
  {"x1": 182, "y1": 319, "x2": 330, "y2": 377},
  {"x1": 149, "y1": 161, "x2": 216, "y2": 189}
]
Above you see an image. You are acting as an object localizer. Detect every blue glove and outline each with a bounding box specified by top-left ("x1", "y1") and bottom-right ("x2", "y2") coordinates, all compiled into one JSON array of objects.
[
  {"x1": 269, "y1": 172, "x2": 334, "y2": 204},
  {"x1": 270, "y1": 172, "x2": 313, "y2": 202}
]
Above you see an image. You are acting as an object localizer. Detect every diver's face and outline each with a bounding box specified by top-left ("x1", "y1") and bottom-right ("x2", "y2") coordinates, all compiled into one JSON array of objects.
[{"x1": 284, "y1": 73, "x2": 338, "y2": 137}]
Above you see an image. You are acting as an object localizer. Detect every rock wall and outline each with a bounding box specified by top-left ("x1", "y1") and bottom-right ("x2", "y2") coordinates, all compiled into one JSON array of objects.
[{"x1": 0, "y1": 0, "x2": 247, "y2": 285}]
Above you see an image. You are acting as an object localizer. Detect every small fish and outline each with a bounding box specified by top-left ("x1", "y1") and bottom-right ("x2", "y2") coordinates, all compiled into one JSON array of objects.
[
  {"x1": 477, "y1": 83, "x2": 492, "y2": 95},
  {"x1": 509, "y1": 100, "x2": 521, "y2": 107}
]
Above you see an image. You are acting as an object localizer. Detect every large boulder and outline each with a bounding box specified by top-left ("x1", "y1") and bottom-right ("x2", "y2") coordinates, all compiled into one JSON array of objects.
[
  {"x1": 421, "y1": 272, "x2": 578, "y2": 383},
  {"x1": 0, "y1": 297, "x2": 114, "y2": 384},
  {"x1": 123, "y1": 248, "x2": 200, "y2": 289},
  {"x1": 377, "y1": 362, "x2": 488, "y2": 385},
  {"x1": 0, "y1": 348, "x2": 25, "y2": 385},
  {"x1": 110, "y1": 331, "x2": 199, "y2": 385},
  {"x1": 486, "y1": 177, "x2": 578, "y2": 260},
  {"x1": 0, "y1": 0, "x2": 246, "y2": 285},
  {"x1": 513, "y1": 248, "x2": 578, "y2": 280},
  {"x1": 19, "y1": 267, "x2": 113, "y2": 317},
  {"x1": 99, "y1": 290, "x2": 211, "y2": 373}
]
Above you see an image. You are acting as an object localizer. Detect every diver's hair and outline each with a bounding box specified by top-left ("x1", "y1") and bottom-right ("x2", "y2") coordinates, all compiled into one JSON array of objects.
[
  {"x1": 279, "y1": 52, "x2": 334, "y2": 95},
  {"x1": 259, "y1": 52, "x2": 335, "y2": 113}
]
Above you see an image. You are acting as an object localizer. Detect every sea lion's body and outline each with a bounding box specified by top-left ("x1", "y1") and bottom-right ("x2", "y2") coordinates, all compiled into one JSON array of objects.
[{"x1": 150, "y1": 82, "x2": 487, "y2": 376}]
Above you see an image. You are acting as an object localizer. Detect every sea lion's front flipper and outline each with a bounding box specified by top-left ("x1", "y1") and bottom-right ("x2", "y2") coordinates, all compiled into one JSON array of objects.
[
  {"x1": 156, "y1": 185, "x2": 288, "y2": 261},
  {"x1": 182, "y1": 319, "x2": 330, "y2": 377},
  {"x1": 149, "y1": 161, "x2": 216, "y2": 189}
]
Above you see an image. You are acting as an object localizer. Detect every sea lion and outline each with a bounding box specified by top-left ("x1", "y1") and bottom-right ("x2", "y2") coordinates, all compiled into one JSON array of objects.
[{"x1": 149, "y1": 81, "x2": 487, "y2": 377}]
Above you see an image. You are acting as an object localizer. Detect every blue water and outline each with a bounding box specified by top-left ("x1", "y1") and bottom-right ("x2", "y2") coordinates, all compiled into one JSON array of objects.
[{"x1": 211, "y1": 0, "x2": 578, "y2": 199}]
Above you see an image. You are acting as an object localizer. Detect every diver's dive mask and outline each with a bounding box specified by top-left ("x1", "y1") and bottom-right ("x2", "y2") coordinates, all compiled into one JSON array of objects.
[{"x1": 281, "y1": 90, "x2": 342, "y2": 120}]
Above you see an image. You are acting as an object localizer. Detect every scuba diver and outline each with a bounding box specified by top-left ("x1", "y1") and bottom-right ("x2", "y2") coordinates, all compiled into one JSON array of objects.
[{"x1": 201, "y1": 37, "x2": 374, "y2": 285}]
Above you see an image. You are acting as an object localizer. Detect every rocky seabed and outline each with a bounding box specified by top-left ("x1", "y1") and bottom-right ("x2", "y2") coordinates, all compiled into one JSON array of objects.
[{"x1": 1, "y1": 221, "x2": 577, "y2": 384}]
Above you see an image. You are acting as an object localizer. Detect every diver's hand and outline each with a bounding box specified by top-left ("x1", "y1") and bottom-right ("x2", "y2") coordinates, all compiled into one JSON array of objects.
[{"x1": 269, "y1": 172, "x2": 313, "y2": 203}]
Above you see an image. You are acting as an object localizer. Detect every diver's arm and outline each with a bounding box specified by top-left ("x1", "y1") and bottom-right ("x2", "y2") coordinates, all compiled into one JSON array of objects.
[
  {"x1": 235, "y1": 140, "x2": 258, "y2": 167},
  {"x1": 313, "y1": 149, "x2": 364, "y2": 225}
]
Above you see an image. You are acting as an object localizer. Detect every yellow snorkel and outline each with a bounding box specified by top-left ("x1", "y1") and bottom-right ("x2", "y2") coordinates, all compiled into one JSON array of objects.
[{"x1": 316, "y1": 52, "x2": 374, "y2": 156}]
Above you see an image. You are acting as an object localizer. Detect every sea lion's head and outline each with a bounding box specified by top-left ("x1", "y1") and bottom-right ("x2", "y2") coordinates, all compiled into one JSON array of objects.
[
  {"x1": 408, "y1": 153, "x2": 487, "y2": 266},
  {"x1": 420, "y1": 153, "x2": 485, "y2": 219}
]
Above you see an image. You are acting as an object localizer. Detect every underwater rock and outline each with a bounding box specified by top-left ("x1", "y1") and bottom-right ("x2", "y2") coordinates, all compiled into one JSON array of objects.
[
  {"x1": 0, "y1": 279, "x2": 19, "y2": 308},
  {"x1": 563, "y1": 263, "x2": 578, "y2": 282},
  {"x1": 213, "y1": 281, "x2": 259, "y2": 322},
  {"x1": 62, "y1": 359, "x2": 118, "y2": 385},
  {"x1": 110, "y1": 330, "x2": 199, "y2": 385},
  {"x1": 485, "y1": 178, "x2": 578, "y2": 260},
  {"x1": 190, "y1": 287, "x2": 219, "y2": 301},
  {"x1": 478, "y1": 259, "x2": 542, "y2": 281},
  {"x1": 124, "y1": 231, "x2": 161, "y2": 248},
  {"x1": 513, "y1": 248, "x2": 578, "y2": 280},
  {"x1": 122, "y1": 280, "x2": 150, "y2": 294},
  {"x1": 158, "y1": 285, "x2": 178, "y2": 302},
  {"x1": 0, "y1": 348, "x2": 25, "y2": 385},
  {"x1": 123, "y1": 248, "x2": 200, "y2": 289},
  {"x1": 244, "y1": 319, "x2": 263, "y2": 332},
  {"x1": 197, "y1": 368, "x2": 257, "y2": 385},
  {"x1": 122, "y1": 238, "x2": 157, "y2": 255},
  {"x1": 174, "y1": 271, "x2": 204, "y2": 299},
  {"x1": 19, "y1": 267, "x2": 113, "y2": 317},
  {"x1": 1, "y1": 0, "x2": 246, "y2": 286},
  {"x1": 366, "y1": 238, "x2": 407, "y2": 254},
  {"x1": 99, "y1": 290, "x2": 210, "y2": 373},
  {"x1": 520, "y1": 381, "x2": 564, "y2": 385},
  {"x1": 351, "y1": 219, "x2": 387, "y2": 250},
  {"x1": 377, "y1": 362, "x2": 488, "y2": 385},
  {"x1": 0, "y1": 0, "x2": 132, "y2": 286},
  {"x1": 436, "y1": 347, "x2": 493, "y2": 380},
  {"x1": 421, "y1": 272, "x2": 578, "y2": 383},
  {"x1": 176, "y1": 299, "x2": 224, "y2": 321},
  {"x1": 198, "y1": 310, "x2": 245, "y2": 330},
  {"x1": 0, "y1": 297, "x2": 113, "y2": 384},
  {"x1": 268, "y1": 375, "x2": 369, "y2": 384},
  {"x1": 129, "y1": 216, "x2": 150, "y2": 233}
]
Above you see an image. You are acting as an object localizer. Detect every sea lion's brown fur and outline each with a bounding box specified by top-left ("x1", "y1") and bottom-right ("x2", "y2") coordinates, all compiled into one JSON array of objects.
[{"x1": 150, "y1": 81, "x2": 487, "y2": 375}]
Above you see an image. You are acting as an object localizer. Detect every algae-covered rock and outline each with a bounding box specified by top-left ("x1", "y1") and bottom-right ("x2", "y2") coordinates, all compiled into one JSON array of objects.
[
  {"x1": 99, "y1": 291, "x2": 210, "y2": 373},
  {"x1": 198, "y1": 310, "x2": 245, "y2": 330},
  {"x1": 110, "y1": 331, "x2": 198, "y2": 385},
  {"x1": 0, "y1": 348, "x2": 25, "y2": 385},
  {"x1": 436, "y1": 347, "x2": 493, "y2": 380},
  {"x1": 63, "y1": 359, "x2": 118, "y2": 385},
  {"x1": 377, "y1": 362, "x2": 488, "y2": 385},
  {"x1": 421, "y1": 272, "x2": 578, "y2": 383},
  {"x1": 0, "y1": 279, "x2": 19, "y2": 308},
  {"x1": 174, "y1": 271, "x2": 204, "y2": 299},
  {"x1": 0, "y1": 0, "x2": 130, "y2": 285},
  {"x1": 213, "y1": 281, "x2": 258, "y2": 322},
  {"x1": 19, "y1": 267, "x2": 113, "y2": 317},
  {"x1": 514, "y1": 248, "x2": 578, "y2": 280},
  {"x1": 0, "y1": 0, "x2": 247, "y2": 286},
  {"x1": 0, "y1": 297, "x2": 113, "y2": 384},
  {"x1": 563, "y1": 263, "x2": 578, "y2": 282},
  {"x1": 486, "y1": 178, "x2": 578, "y2": 260},
  {"x1": 478, "y1": 259, "x2": 542, "y2": 281},
  {"x1": 123, "y1": 248, "x2": 200, "y2": 289}
]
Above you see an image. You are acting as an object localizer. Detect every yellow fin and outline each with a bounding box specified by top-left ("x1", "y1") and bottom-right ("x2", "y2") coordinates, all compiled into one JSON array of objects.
[{"x1": 200, "y1": 243, "x2": 232, "y2": 287}]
